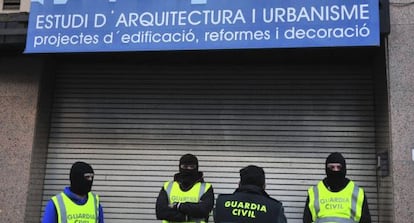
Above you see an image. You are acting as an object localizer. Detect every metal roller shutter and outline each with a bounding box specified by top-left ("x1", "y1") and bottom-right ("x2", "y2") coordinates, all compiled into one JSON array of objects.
[{"x1": 41, "y1": 62, "x2": 378, "y2": 223}]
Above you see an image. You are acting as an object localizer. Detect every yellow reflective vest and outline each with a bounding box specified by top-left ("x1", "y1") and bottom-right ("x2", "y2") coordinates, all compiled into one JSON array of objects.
[
  {"x1": 308, "y1": 180, "x2": 364, "y2": 223},
  {"x1": 162, "y1": 181, "x2": 211, "y2": 223},
  {"x1": 51, "y1": 192, "x2": 99, "y2": 223}
]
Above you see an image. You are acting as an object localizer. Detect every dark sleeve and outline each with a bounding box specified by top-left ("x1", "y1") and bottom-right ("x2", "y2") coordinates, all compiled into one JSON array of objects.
[
  {"x1": 41, "y1": 199, "x2": 58, "y2": 223},
  {"x1": 178, "y1": 186, "x2": 215, "y2": 219},
  {"x1": 303, "y1": 195, "x2": 312, "y2": 223},
  {"x1": 277, "y1": 204, "x2": 288, "y2": 223},
  {"x1": 155, "y1": 187, "x2": 186, "y2": 221},
  {"x1": 359, "y1": 192, "x2": 371, "y2": 223}
]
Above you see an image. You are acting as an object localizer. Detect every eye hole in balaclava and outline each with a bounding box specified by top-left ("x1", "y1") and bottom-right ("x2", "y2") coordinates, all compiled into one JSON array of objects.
[
  {"x1": 70, "y1": 161, "x2": 94, "y2": 196},
  {"x1": 325, "y1": 152, "x2": 347, "y2": 189},
  {"x1": 179, "y1": 154, "x2": 199, "y2": 174}
]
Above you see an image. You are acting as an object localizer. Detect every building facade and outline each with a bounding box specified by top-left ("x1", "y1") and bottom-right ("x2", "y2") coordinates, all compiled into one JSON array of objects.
[{"x1": 0, "y1": 0, "x2": 413, "y2": 222}]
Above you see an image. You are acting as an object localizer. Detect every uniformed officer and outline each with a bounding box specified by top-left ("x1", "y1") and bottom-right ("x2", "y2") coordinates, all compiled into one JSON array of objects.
[
  {"x1": 156, "y1": 153, "x2": 214, "y2": 222},
  {"x1": 303, "y1": 152, "x2": 371, "y2": 223},
  {"x1": 42, "y1": 161, "x2": 104, "y2": 223},
  {"x1": 214, "y1": 165, "x2": 287, "y2": 223}
]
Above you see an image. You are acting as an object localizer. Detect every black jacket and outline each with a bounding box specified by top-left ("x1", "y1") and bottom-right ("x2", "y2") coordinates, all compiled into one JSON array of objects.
[
  {"x1": 156, "y1": 172, "x2": 214, "y2": 222},
  {"x1": 303, "y1": 178, "x2": 371, "y2": 223},
  {"x1": 214, "y1": 185, "x2": 287, "y2": 223}
]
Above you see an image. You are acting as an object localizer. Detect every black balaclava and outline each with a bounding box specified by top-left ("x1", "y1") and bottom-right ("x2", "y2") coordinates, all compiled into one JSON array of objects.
[
  {"x1": 325, "y1": 152, "x2": 347, "y2": 190},
  {"x1": 239, "y1": 165, "x2": 265, "y2": 188},
  {"x1": 177, "y1": 154, "x2": 200, "y2": 190},
  {"x1": 70, "y1": 161, "x2": 94, "y2": 196}
]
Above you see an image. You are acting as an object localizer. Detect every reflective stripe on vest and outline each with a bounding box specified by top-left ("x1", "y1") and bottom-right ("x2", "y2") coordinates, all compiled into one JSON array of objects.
[
  {"x1": 308, "y1": 181, "x2": 364, "y2": 223},
  {"x1": 52, "y1": 192, "x2": 99, "y2": 223},
  {"x1": 315, "y1": 217, "x2": 359, "y2": 223},
  {"x1": 162, "y1": 181, "x2": 211, "y2": 223}
]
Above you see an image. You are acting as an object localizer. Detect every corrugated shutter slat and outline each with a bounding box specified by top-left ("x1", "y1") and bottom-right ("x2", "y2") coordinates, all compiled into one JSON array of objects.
[{"x1": 42, "y1": 64, "x2": 378, "y2": 223}]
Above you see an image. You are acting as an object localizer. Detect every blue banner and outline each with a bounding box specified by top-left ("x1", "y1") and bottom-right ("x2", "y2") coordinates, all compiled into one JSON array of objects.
[{"x1": 25, "y1": 0, "x2": 380, "y2": 53}]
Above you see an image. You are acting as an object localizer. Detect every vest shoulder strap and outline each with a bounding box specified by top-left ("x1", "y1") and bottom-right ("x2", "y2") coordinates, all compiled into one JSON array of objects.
[
  {"x1": 163, "y1": 181, "x2": 174, "y2": 197},
  {"x1": 52, "y1": 192, "x2": 67, "y2": 223}
]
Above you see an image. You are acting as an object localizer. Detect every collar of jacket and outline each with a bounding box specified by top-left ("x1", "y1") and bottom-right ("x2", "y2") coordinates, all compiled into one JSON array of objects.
[{"x1": 235, "y1": 185, "x2": 268, "y2": 196}]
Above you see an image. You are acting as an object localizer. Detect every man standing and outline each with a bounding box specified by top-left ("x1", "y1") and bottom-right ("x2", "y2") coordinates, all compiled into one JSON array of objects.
[
  {"x1": 214, "y1": 165, "x2": 287, "y2": 223},
  {"x1": 42, "y1": 161, "x2": 104, "y2": 223},
  {"x1": 156, "y1": 153, "x2": 214, "y2": 222},
  {"x1": 303, "y1": 152, "x2": 371, "y2": 223}
]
